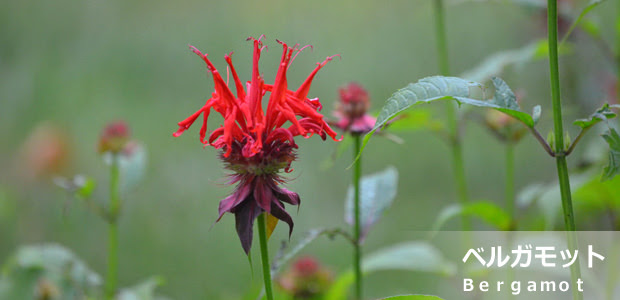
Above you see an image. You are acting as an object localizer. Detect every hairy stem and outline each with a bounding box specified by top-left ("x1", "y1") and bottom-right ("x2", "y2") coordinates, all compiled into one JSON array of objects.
[
  {"x1": 352, "y1": 134, "x2": 363, "y2": 300},
  {"x1": 434, "y1": 0, "x2": 471, "y2": 230},
  {"x1": 257, "y1": 213, "x2": 274, "y2": 300},
  {"x1": 547, "y1": 1, "x2": 583, "y2": 299},
  {"x1": 105, "y1": 155, "x2": 120, "y2": 299}
]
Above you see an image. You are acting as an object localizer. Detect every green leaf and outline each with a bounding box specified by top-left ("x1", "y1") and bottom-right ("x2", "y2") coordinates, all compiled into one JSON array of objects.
[
  {"x1": 372, "y1": 76, "x2": 476, "y2": 132},
  {"x1": 431, "y1": 201, "x2": 512, "y2": 231},
  {"x1": 362, "y1": 241, "x2": 456, "y2": 276},
  {"x1": 381, "y1": 296, "x2": 444, "y2": 300},
  {"x1": 76, "y1": 177, "x2": 96, "y2": 199},
  {"x1": 378, "y1": 76, "x2": 534, "y2": 130},
  {"x1": 345, "y1": 167, "x2": 398, "y2": 241},
  {"x1": 325, "y1": 242, "x2": 455, "y2": 300},
  {"x1": 460, "y1": 40, "x2": 543, "y2": 83},
  {"x1": 271, "y1": 228, "x2": 344, "y2": 276},
  {"x1": 573, "y1": 103, "x2": 618, "y2": 129},
  {"x1": 324, "y1": 272, "x2": 354, "y2": 300},
  {"x1": 490, "y1": 77, "x2": 519, "y2": 110},
  {"x1": 580, "y1": 18, "x2": 601, "y2": 38},
  {"x1": 574, "y1": 174, "x2": 620, "y2": 210},
  {"x1": 384, "y1": 109, "x2": 444, "y2": 133},
  {"x1": 516, "y1": 173, "x2": 592, "y2": 229},
  {"x1": 559, "y1": 0, "x2": 607, "y2": 46},
  {"x1": 532, "y1": 105, "x2": 542, "y2": 125},
  {"x1": 11, "y1": 244, "x2": 101, "y2": 286},
  {"x1": 533, "y1": 38, "x2": 573, "y2": 59},
  {"x1": 0, "y1": 244, "x2": 102, "y2": 299},
  {"x1": 53, "y1": 175, "x2": 96, "y2": 199},
  {"x1": 117, "y1": 276, "x2": 165, "y2": 300},
  {"x1": 357, "y1": 76, "x2": 535, "y2": 162},
  {"x1": 601, "y1": 128, "x2": 620, "y2": 181}
]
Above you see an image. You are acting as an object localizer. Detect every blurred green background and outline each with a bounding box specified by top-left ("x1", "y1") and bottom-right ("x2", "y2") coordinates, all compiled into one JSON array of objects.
[{"x1": 1, "y1": 0, "x2": 618, "y2": 298}]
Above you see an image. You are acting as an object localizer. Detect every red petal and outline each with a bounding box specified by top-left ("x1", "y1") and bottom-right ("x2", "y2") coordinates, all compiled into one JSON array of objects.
[
  {"x1": 233, "y1": 199, "x2": 263, "y2": 255},
  {"x1": 253, "y1": 177, "x2": 274, "y2": 213}
]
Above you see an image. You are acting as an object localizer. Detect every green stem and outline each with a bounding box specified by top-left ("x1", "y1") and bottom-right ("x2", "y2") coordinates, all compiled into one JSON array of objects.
[
  {"x1": 505, "y1": 142, "x2": 515, "y2": 227},
  {"x1": 257, "y1": 213, "x2": 274, "y2": 300},
  {"x1": 433, "y1": 0, "x2": 471, "y2": 230},
  {"x1": 565, "y1": 128, "x2": 588, "y2": 156},
  {"x1": 547, "y1": 1, "x2": 583, "y2": 299},
  {"x1": 529, "y1": 127, "x2": 556, "y2": 157},
  {"x1": 433, "y1": 0, "x2": 450, "y2": 76},
  {"x1": 105, "y1": 155, "x2": 120, "y2": 299},
  {"x1": 617, "y1": 0, "x2": 620, "y2": 104},
  {"x1": 451, "y1": 140, "x2": 471, "y2": 230},
  {"x1": 352, "y1": 134, "x2": 363, "y2": 300}
]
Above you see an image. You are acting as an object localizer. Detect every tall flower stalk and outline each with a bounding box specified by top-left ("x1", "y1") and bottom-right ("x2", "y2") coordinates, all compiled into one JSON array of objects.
[
  {"x1": 485, "y1": 105, "x2": 526, "y2": 225},
  {"x1": 105, "y1": 155, "x2": 120, "y2": 299},
  {"x1": 257, "y1": 214, "x2": 274, "y2": 299},
  {"x1": 352, "y1": 134, "x2": 362, "y2": 299},
  {"x1": 546, "y1": 1, "x2": 582, "y2": 299},
  {"x1": 173, "y1": 36, "x2": 339, "y2": 300},
  {"x1": 332, "y1": 83, "x2": 377, "y2": 300},
  {"x1": 433, "y1": 0, "x2": 471, "y2": 230},
  {"x1": 617, "y1": 0, "x2": 620, "y2": 105},
  {"x1": 97, "y1": 121, "x2": 130, "y2": 299},
  {"x1": 504, "y1": 142, "x2": 515, "y2": 222}
]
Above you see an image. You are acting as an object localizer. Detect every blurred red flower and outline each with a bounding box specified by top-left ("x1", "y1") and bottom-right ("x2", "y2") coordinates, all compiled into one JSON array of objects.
[
  {"x1": 98, "y1": 121, "x2": 130, "y2": 154},
  {"x1": 331, "y1": 82, "x2": 376, "y2": 134},
  {"x1": 277, "y1": 256, "x2": 333, "y2": 299},
  {"x1": 18, "y1": 122, "x2": 70, "y2": 180}
]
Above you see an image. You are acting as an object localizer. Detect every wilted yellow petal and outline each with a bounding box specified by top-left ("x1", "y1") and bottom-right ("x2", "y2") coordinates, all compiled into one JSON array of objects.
[{"x1": 266, "y1": 212, "x2": 279, "y2": 239}]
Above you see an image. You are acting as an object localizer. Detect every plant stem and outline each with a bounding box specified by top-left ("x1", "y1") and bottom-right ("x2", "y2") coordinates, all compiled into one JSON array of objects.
[
  {"x1": 505, "y1": 142, "x2": 515, "y2": 226},
  {"x1": 529, "y1": 127, "x2": 556, "y2": 157},
  {"x1": 352, "y1": 134, "x2": 363, "y2": 300},
  {"x1": 257, "y1": 213, "x2": 274, "y2": 300},
  {"x1": 433, "y1": 0, "x2": 450, "y2": 76},
  {"x1": 547, "y1": 1, "x2": 583, "y2": 299},
  {"x1": 617, "y1": 0, "x2": 620, "y2": 104},
  {"x1": 451, "y1": 142, "x2": 470, "y2": 230},
  {"x1": 565, "y1": 128, "x2": 588, "y2": 156},
  {"x1": 105, "y1": 154, "x2": 120, "y2": 299},
  {"x1": 433, "y1": 0, "x2": 471, "y2": 230}
]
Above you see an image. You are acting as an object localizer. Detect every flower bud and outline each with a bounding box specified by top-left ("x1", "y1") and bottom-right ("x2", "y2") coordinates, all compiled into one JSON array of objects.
[
  {"x1": 332, "y1": 82, "x2": 376, "y2": 134},
  {"x1": 277, "y1": 256, "x2": 333, "y2": 299},
  {"x1": 338, "y1": 82, "x2": 370, "y2": 119},
  {"x1": 98, "y1": 121, "x2": 130, "y2": 154},
  {"x1": 36, "y1": 278, "x2": 60, "y2": 300}
]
